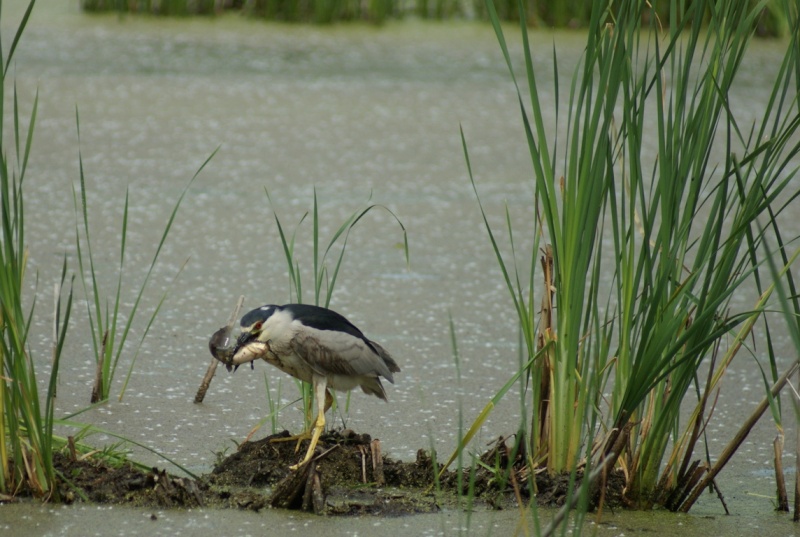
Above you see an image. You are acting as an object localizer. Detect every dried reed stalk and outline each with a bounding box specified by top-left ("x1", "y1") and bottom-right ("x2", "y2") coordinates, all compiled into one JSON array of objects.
[
  {"x1": 774, "y1": 433, "x2": 789, "y2": 511},
  {"x1": 678, "y1": 360, "x2": 800, "y2": 512},
  {"x1": 194, "y1": 295, "x2": 244, "y2": 403}
]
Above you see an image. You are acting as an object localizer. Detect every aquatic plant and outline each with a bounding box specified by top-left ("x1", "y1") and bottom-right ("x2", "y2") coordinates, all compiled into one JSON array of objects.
[
  {"x1": 73, "y1": 115, "x2": 217, "y2": 403},
  {"x1": 0, "y1": 0, "x2": 74, "y2": 499},
  {"x1": 0, "y1": 0, "x2": 205, "y2": 498},
  {"x1": 266, "y1": 187, "x2": 408, "y2": 309},
  {"x1": 457, "y1": 0, "x2": 800, "y2": 520}
]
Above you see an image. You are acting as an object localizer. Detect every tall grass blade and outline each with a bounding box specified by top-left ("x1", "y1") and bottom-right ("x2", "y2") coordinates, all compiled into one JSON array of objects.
[
  {"x1": 2, "y1": 0, "x2": 36, "y2": 77},
  {"x1": 74, "y1": 123, "x2": 218, "y2": 402}
]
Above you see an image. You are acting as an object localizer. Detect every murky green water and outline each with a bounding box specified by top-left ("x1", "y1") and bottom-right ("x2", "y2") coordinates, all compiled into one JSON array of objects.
[{"x1": 0, "y1": 1, "x2": 797, "y2": 535}]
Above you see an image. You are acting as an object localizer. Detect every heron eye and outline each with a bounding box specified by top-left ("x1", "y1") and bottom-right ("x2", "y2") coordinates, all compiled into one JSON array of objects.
[{"x1": 253, "y1": 321, "x2": 263, "y2": 331}]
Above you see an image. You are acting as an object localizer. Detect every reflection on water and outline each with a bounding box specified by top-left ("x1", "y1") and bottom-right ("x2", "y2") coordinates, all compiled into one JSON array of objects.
[{"x1": 1, "y1": 2, "x2": 798, "y2": 535}]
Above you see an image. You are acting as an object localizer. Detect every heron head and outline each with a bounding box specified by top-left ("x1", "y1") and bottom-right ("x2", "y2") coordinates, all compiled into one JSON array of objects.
[
  {"x1": 232, "y1": 305, "x2": 277, "y2": 356},
  {"x1": 228, "y1": 306, "x2": 275, "y2": 371}
]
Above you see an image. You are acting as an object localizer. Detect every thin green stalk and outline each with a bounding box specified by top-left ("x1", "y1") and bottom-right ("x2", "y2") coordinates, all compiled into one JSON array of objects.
[{"x1": 73, "y1": 115, "x2": 218, "y2": 402}]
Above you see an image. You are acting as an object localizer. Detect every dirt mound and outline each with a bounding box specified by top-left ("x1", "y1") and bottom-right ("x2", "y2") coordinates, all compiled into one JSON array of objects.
[
  {"x1": 19, "y1": 429, "x2": 623, "y2": 516},
  {"x1": 208, "y1": 429, "x2": 454, "y2": 514}
]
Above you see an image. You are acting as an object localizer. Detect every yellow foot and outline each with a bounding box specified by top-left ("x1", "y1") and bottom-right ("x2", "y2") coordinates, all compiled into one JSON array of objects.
[
  {"x1": 269, "y1": 430, "x2": 313, "y2": 454},
  {"x1": 288, "y1": 458, "x2": 310, "y2": 471},
  {"x1": 288, "y1": 425, "x2": 323, "y2": 471},
  {"x1": 287, "y1": 377, "x2": 329, "y2": 471}
]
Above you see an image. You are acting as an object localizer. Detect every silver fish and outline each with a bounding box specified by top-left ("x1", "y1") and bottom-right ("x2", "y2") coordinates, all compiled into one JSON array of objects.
[{"x1": 208, "y1": 325, "x2": 270, "y2": 372}]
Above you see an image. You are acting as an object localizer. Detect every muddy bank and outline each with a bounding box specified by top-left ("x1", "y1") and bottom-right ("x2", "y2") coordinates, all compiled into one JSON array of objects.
[{"x1": 8, "y1": 430, "x2": 624, "y2": 516}]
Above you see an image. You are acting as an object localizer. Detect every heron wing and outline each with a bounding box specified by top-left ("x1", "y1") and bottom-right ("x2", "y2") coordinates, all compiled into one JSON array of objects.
[
  {"x1": 283, "y1": 304, "x2": 367, "y2": 340},
  {"x1": 289, "y1": 326, "x2": 396, "y2": 382}
]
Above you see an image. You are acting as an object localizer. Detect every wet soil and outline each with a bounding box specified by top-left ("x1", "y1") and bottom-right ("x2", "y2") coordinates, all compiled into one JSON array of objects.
[{"x1": 6, "y1": 429, "x2": 625, "y2": 516}]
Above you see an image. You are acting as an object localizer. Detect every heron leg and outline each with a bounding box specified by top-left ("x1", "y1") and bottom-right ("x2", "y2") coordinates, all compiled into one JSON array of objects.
[
  {"x1": 268, "y1": 387, "x2": 333, "y2": 452},
  {"x1": 290, "y1": 376, "x2": 328, "y2": 470}
]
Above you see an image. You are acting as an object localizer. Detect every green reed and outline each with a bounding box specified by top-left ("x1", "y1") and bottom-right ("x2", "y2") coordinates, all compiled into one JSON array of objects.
[
  {"x1": 0, "y1": 0, "x2": 209, "y2": 497},
  {"x1": 608, "y1": 0, "x2": 800, "y2": 508},
  {"x1": 266, "y1": 187, "x2": 408, "y2": 309},
  {"x1": 458, "y1": 0, "x2": 800, "y2": 518},
  {"x1": 0, "y1": 0, "x2": 75, "y2": 498}
]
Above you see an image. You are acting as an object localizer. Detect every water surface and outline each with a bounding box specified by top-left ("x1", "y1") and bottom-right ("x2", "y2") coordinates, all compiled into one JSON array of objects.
[{"x1": 0, "y1": 1, "x2": 797, "y2": 535}]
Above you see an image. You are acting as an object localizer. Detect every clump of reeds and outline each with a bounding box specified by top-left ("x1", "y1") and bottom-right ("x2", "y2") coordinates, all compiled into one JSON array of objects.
[
  {"x1": 457, "y1": 0, "x2": 800, "y2": 524},
  {"x1": 0, "y1": 0, "x2": 74, "y2": 499},
  {"x1": 1, "y1": 0, "x2": 208, "y2": 498}
]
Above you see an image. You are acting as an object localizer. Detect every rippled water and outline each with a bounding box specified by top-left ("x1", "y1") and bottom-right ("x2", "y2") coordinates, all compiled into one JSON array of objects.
[{"x1": 1, "y1": 1, "x2": 798, "y2": 535}]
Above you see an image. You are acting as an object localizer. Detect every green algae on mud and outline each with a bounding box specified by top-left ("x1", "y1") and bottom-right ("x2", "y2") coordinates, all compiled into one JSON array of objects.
[{"x1": 8, "y1": 429, "x2": 624, "y2": 516}]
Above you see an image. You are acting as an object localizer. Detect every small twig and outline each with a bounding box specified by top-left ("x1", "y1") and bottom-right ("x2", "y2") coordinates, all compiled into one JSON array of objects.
[
  {"x1": 534, "y1": 245, "x2": 554, "y2": 458},
  {"x1": 195, "y1": 295, "x2": 244, "y2": 403},
  {"x1": 668, "y1": 462, "x2": 707, "y2": 512},
  {"x1": 710, "y1": 479, "x2": 730, "y2": 515},
  {"x1": 77, "y1": 449, "x2": 102, "y2": 462},
  {"x1": 679, "y1": 360, "x2": 799, "y2": 512},
  {"x1": 358, "y1": 445, "x2": 367, "y2": 483},
  {"x1": 67, "y1": 436, "x2": 77, "y2": 461},
  {"x1": 243, "y1": 422, "x2": 262, "y2": 443},
  {"x1": 300, "y1": 460, "x2": 325, "y2": 514},
  {"x1": 312, "y1": 444, "x2": 340, "y2": 464},
  {"x1": 301, "y1": 460, "x2": 317, "y2": 512},
  {"x1": 677, "y1": 344, "x2": 720, "y2": 484}
]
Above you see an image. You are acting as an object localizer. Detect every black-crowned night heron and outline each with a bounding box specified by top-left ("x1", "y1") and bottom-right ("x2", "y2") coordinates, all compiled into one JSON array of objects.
[{"x1": 230, "y1": 303, "x2": 400, "y2": 470}]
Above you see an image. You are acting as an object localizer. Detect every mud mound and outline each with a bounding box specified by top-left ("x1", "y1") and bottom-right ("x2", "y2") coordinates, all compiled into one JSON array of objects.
[
  {"x1": 12, "y1": 429, "x2": 623, "y2": 516},
  {"x1": 207, "y1": 429, "x2": 445, "y2": 514}
]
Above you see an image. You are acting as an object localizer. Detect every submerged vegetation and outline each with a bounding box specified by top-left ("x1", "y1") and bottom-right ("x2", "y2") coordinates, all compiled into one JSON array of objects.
[{"x1": 456, "y1": 0, "x2": 800, "y2": 522}]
